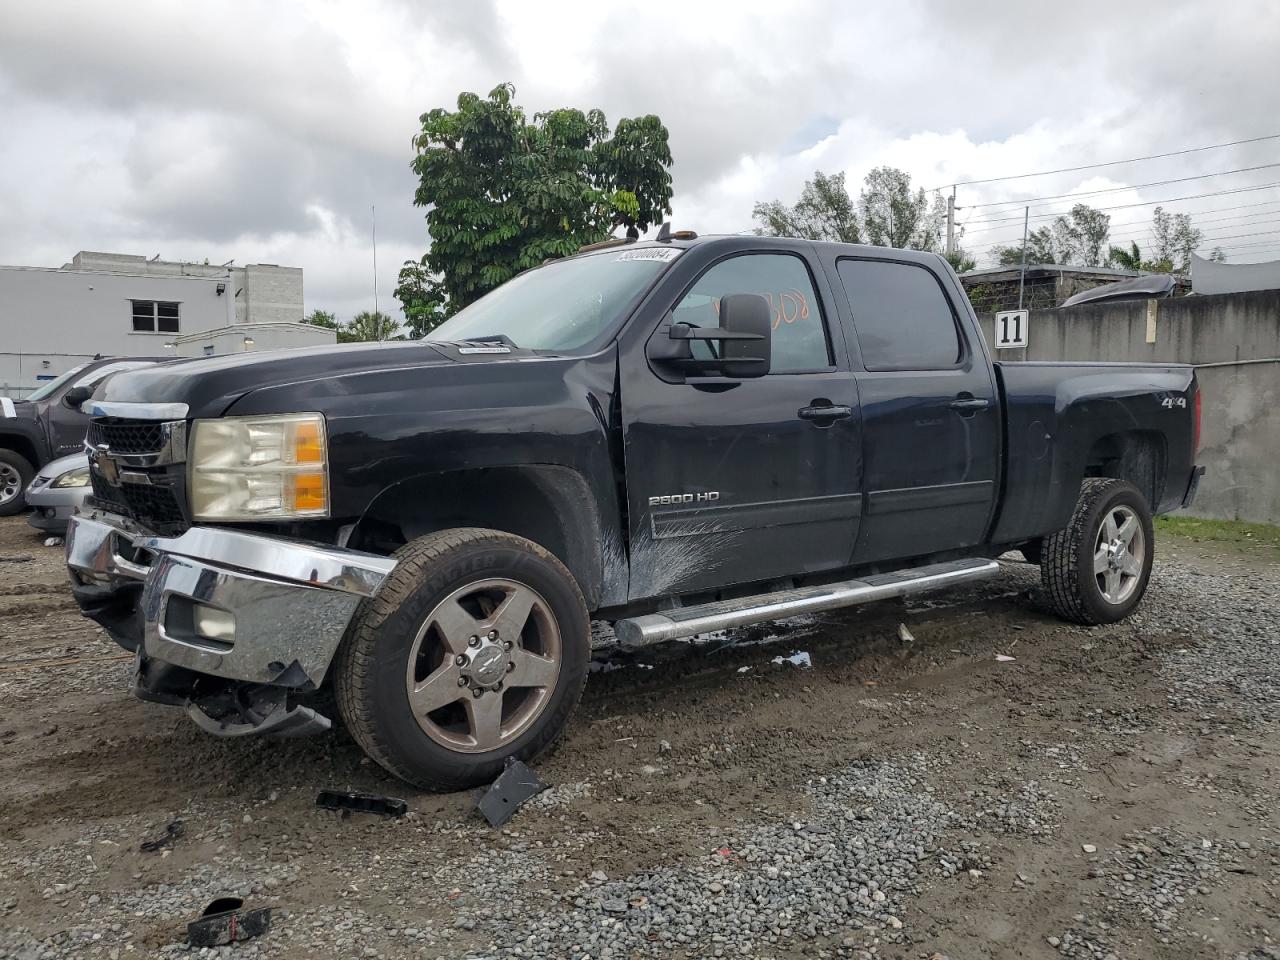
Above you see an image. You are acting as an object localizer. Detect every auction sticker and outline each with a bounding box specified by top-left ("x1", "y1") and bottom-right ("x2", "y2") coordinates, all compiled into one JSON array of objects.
[{"x1": 615, "y1": 247, "x2": 683, "y2": 263}]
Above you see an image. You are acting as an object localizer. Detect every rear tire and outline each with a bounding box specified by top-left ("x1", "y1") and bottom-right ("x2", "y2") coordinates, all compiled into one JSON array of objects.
[
  {"x1": 1041, "y1": 478, "x2": 1154, "y2": 625},
  {"x1": 0, "y1": 449, "x2": 35, "y2": 517},
  {"x1": 333, "y1": 528, "x2": 589, "y2": 791}
]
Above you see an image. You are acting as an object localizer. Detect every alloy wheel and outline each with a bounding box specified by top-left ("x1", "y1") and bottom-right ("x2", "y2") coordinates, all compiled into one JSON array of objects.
[
  {"x1": 1093, "y1": 504, "x2": 1145, "y2": 604},
  {"x1": 404, "y1": 578, "x2": 562, "y2": 753},
  {"x1": 0, "y1": 463, "x2": 22, "y2": 506}
]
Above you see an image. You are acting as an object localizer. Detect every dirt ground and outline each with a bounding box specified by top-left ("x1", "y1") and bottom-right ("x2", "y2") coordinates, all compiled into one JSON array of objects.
[{"x1": 0, "y1": 514, "x2": 1277, "y2": 960}]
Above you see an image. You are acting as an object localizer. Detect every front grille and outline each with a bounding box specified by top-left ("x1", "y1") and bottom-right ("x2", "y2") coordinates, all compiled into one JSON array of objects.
[
  {"x1": 87, "y1": 418, "x2": 167, "y2": 455},
  {"x1": 87, "y1": 415, "x2": 190, "y2": 533}
]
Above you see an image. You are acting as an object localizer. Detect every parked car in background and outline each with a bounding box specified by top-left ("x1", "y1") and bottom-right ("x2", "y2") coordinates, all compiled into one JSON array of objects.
[
  {"x1": 25, "y1": 453, "x2": 91, "y2": 534},
  {"x1": 0, "y1": 356, "x2": 165, "y2": 515}
]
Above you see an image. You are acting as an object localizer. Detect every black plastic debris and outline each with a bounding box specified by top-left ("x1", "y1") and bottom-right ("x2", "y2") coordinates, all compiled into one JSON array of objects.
[
  {"x1": 140, "y1": 819, "x2": 185, "y2": 853},
  {"x1": 478, "y1": 758, "x2": 549, "y2": 827},
  {"x1": 187, "y1": 897, "x2": 271, "y2": 947},
  {"x1": 315, "y1": 789, "x2": 408, "y2": 818}
]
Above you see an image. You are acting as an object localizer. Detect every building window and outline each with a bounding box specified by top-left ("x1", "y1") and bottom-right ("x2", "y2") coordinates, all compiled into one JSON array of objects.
[
  {"x1": 203, "y1": 345, "x2": 215, "y2": 356},
  {"x1": 131, "y1": 300, "x2": 180, "y2": 333}
]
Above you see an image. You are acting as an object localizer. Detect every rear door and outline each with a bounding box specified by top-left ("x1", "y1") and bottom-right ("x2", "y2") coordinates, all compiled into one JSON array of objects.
[
  {"x1": 619, "y1": 246, "x2": 862, "y2": 600},
  {"x1": 829, "y1": 255, "x2": 1000, "y2": 564}
]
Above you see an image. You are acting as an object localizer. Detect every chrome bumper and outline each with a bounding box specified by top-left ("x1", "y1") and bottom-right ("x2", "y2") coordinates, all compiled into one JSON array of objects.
[{"x1": 66, "y1": 512, "x2": 396, "y2": 689}]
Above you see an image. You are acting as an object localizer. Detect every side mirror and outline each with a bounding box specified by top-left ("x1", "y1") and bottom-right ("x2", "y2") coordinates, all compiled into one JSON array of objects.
[
  {"x1": 652, "y1": 293, "x2": 772, "y2": 380},
  {"x1": 716, "y1": 294, "x2": 772, "y2": 378},
  {"x1": 63, "y1": 385, "x2": 93, "y2": 410}
]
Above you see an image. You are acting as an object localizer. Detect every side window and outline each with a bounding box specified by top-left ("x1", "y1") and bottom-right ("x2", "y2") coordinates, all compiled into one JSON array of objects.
[
  {"x1": 672, "y1": 254, "x2": 831, "y2": 373},
  {"x1": 836, "y1": 259, "x2": 961, "y2": 371}
]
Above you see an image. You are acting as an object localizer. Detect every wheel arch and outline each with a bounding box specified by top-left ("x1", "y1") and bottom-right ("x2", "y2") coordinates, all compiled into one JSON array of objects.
[
  {"x1": 1081, "y1": 429, "x2": 1167, "y2": 512},
  {"x1": 0, "y1": 433, "x2": 41, "y2": 469},
  {"x1": 346, "y1": 465, "x2": 612, "y2": 610}
]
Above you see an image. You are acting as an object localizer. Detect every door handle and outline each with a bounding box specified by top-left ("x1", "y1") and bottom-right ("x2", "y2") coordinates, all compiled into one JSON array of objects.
[
  {"x1": 798, "y1": 403, "x2": 853, "y2": 423},
  {"x1": 949, "y1": 397, "x2": 990, "y2": 412}
]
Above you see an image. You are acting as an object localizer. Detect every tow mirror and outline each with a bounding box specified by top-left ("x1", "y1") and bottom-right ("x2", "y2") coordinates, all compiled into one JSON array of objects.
[
  {"x1": 654, "y1": 293, "x2": 772, "y2": 379},
  {"x1": 63, "y1": 385, "x2": 93, "y2": 410}
]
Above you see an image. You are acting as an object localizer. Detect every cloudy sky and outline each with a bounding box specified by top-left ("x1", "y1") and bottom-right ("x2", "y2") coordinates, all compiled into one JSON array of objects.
[{"x1": 2, "y1": 0, "x2": 1278, "y2": 322}]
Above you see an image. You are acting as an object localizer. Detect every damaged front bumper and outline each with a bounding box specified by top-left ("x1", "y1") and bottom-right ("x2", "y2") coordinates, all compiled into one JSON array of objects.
[{"x1": 65, "y1": 511, "x2": 396, "y2": 737}]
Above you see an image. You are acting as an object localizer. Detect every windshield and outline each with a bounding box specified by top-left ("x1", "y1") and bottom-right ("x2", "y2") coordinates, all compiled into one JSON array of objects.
[
  {"x1": 425, "y1": 247, "x2": 681, "y2": 351},
  {"x1": 24, "y1": 362, "x2": 92, "y2": 401}
]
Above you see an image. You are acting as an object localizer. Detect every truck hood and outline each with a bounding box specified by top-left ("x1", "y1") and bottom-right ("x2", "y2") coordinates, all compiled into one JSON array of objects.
[
  {"x1": 94, "y1": 339, "x2": 536, "y2": 419},
  {"x1": 0, "y1": 395, "x2": 37, "y2": 423}
]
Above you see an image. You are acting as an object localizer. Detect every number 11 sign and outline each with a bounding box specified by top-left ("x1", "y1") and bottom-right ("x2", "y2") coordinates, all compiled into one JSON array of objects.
[{"x1": 994, "y1": 309, "x2": 1029, "y2": 349}]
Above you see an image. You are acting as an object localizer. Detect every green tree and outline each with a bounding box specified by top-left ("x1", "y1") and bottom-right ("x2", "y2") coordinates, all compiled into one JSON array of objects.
[
  {"x1": 1150, "y1": 206, "x2": 1203, "y2": 272},
  {"x1": 858, "y1": 166, "x2": 945, "y2": 250},
  {"x1": 991, "y1": 226, "x2": 1061, "y2": 266},
  {"x1": 409, "y1": 83, "x2": 673, "y2": 310},
  {"x1": 944, "y1": 248, "x2": 977, "y2": 273},
  {"x1": 302, "y1": 309, "x2": 339, "y2": 331},
  {"x1": 344, "y1": 310, "x2": 403, "y2": 343},
  {"x1": 394, "y1": 256, "x2": 452, "y2": 338},
  {"x1": 753, "y1": 170, "x2": 861, "y2": 242}
]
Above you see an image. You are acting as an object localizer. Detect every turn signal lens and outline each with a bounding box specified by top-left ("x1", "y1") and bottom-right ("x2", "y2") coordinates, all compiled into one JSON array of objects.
[{"x1": 292, "y1": 472, "x2": 327, "y2": 513}]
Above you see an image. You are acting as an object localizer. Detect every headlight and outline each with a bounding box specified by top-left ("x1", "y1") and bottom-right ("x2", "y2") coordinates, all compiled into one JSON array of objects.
[
  {"x1": 52, "y1": 467, "x2": 91, "y2": 488},
  {"x1": 189, "y1": 413, "x2": 329, "y2": 521}
]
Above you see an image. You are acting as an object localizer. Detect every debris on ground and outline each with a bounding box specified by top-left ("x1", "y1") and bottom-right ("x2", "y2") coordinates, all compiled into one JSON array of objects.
[
  {"x1": 314, "y1": 790, "x2": 408, "y2": 818},
  {"x1": 0, "y1": 555, "x2": 32, "y2": 564},
  {"x1": 898, "y1": 623, "x2": 915, "y2": 643},
  {"x1": 995, "y1": 654, "x2": 1016, "y2": 662},
  {"x1": 42, "y1": 537, "x2": 63, "y2": 548},
  {"x1": 478, "y1": 758, "x2": 550, "y2": 827},
  {"x1": 139, "y1": 819, "x2": 185, "y2": 853},
  {"x1": 186, "y1": 897, "x2": 272, "y2": 947},
  {"x1": 771, "y1": 650, "x2": 812, "y2": 668}
]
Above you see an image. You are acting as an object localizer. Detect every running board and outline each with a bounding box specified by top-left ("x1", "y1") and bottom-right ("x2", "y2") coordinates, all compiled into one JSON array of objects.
[{"x1": 614, "y1": 557, "x2": 1001, "y2": 648}]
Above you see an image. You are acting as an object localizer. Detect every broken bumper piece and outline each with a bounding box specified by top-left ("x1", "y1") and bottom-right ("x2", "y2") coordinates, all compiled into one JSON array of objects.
[{"x1": 65, "y1": 512, "x2": 396, "y2": 737}]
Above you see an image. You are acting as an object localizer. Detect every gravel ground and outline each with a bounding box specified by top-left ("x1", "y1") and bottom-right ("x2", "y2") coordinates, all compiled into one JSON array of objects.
[{"x1": 0, "y1": 515, "x2": 1277, "y2": 959}]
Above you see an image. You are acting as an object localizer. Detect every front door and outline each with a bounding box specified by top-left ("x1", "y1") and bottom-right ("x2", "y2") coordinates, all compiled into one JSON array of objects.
[
  {"x1": 620, "y1": 249, "x2": 862, "y2": 601},
  {"x1": 831, "y1": 256, "x2": 1000, "y2": 565}
]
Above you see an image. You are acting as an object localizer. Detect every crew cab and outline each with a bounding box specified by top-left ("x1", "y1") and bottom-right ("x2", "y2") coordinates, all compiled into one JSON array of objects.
[
  {"x1": 64, "y1": 235, "x2": 1202, "y2": 790},
  {"x1": 0, "y1": 356, "x2": 164, "y2": 515}
]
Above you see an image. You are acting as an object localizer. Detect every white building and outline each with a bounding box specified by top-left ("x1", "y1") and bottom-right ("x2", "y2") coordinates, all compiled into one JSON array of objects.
[{"x1": 0, "y1": 251, "x2": 335, "y2": 397}]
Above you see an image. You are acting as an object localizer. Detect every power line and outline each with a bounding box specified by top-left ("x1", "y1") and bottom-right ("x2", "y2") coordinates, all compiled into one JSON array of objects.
[
  {"x1": 963, "y1": 180, "x2": 1280, "y2": 227},
  {"x1": 939, "y1": 133, "x2": 1280, "y2": 189},
  {"x1": 965, "y1": 199, "x2": 1280, "y2": 237},
  {"x1": 965, "y1": 223, "x2": 1280, "y2": 256},
  {"x1": 962, "y1": 163, "x2": 1280, "y2": 211}
]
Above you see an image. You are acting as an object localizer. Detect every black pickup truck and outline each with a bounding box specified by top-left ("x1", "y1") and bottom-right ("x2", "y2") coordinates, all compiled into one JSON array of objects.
[{"x1": 65, "y1": 235, "x2": 1201, "y2": 790}]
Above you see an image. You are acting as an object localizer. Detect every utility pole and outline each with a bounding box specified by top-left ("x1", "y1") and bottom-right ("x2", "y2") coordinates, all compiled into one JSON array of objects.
[
  {"x1": 1017, "y1": 205, "x2": 1030, "y2": 311},
  {"x1": 372, "y1": 205, "x2": 379, "y2": 317},
  {"x1": 946, "y1": 186, "x2": 956, "y2": 258}
]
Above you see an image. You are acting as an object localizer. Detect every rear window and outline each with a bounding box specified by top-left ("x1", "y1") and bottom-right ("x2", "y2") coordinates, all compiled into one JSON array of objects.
[{"x1": 837, "y1": 259, "x2": 961, "y2": 371}]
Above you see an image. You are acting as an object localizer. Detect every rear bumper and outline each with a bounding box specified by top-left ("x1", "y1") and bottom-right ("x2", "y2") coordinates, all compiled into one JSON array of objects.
[{"x1": 66, "y1": 511, "x2": 396, "y2": 715}]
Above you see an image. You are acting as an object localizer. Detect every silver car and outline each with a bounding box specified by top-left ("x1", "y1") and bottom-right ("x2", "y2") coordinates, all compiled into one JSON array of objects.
[{"x1": 25, "y1": 452, "x2": 90, "y2": 534}]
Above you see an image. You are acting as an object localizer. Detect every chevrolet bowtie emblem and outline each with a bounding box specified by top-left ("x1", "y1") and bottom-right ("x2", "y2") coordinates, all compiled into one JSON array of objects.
[{"x1": 92, "y1": 443, "x2": 119, "y2": 485}]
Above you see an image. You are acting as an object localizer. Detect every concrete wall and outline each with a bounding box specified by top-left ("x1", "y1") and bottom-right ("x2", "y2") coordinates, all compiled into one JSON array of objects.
[
  {"x1": 0, "y1": 265, "x2": 235, "y2": 397},
  {"x1": 977, "y1": 289, "x2": 1280, "y2": 524}
]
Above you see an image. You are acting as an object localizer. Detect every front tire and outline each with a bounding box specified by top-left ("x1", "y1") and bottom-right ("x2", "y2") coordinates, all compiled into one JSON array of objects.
[
  {"x1": 0, "y1": 449, "x2": 35, "y2": 517},
  {"x1": 1041, "y1": 478, "x2": 1154, "y2": 625},
  {"x1": 333, "y1": 528, "x2": 589, "y2": 791}
]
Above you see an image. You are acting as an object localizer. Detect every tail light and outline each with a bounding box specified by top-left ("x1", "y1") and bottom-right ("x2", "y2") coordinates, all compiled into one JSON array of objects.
[{"x1": 1192, "y1": 389, "x2": 1202, "y2": 454}]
